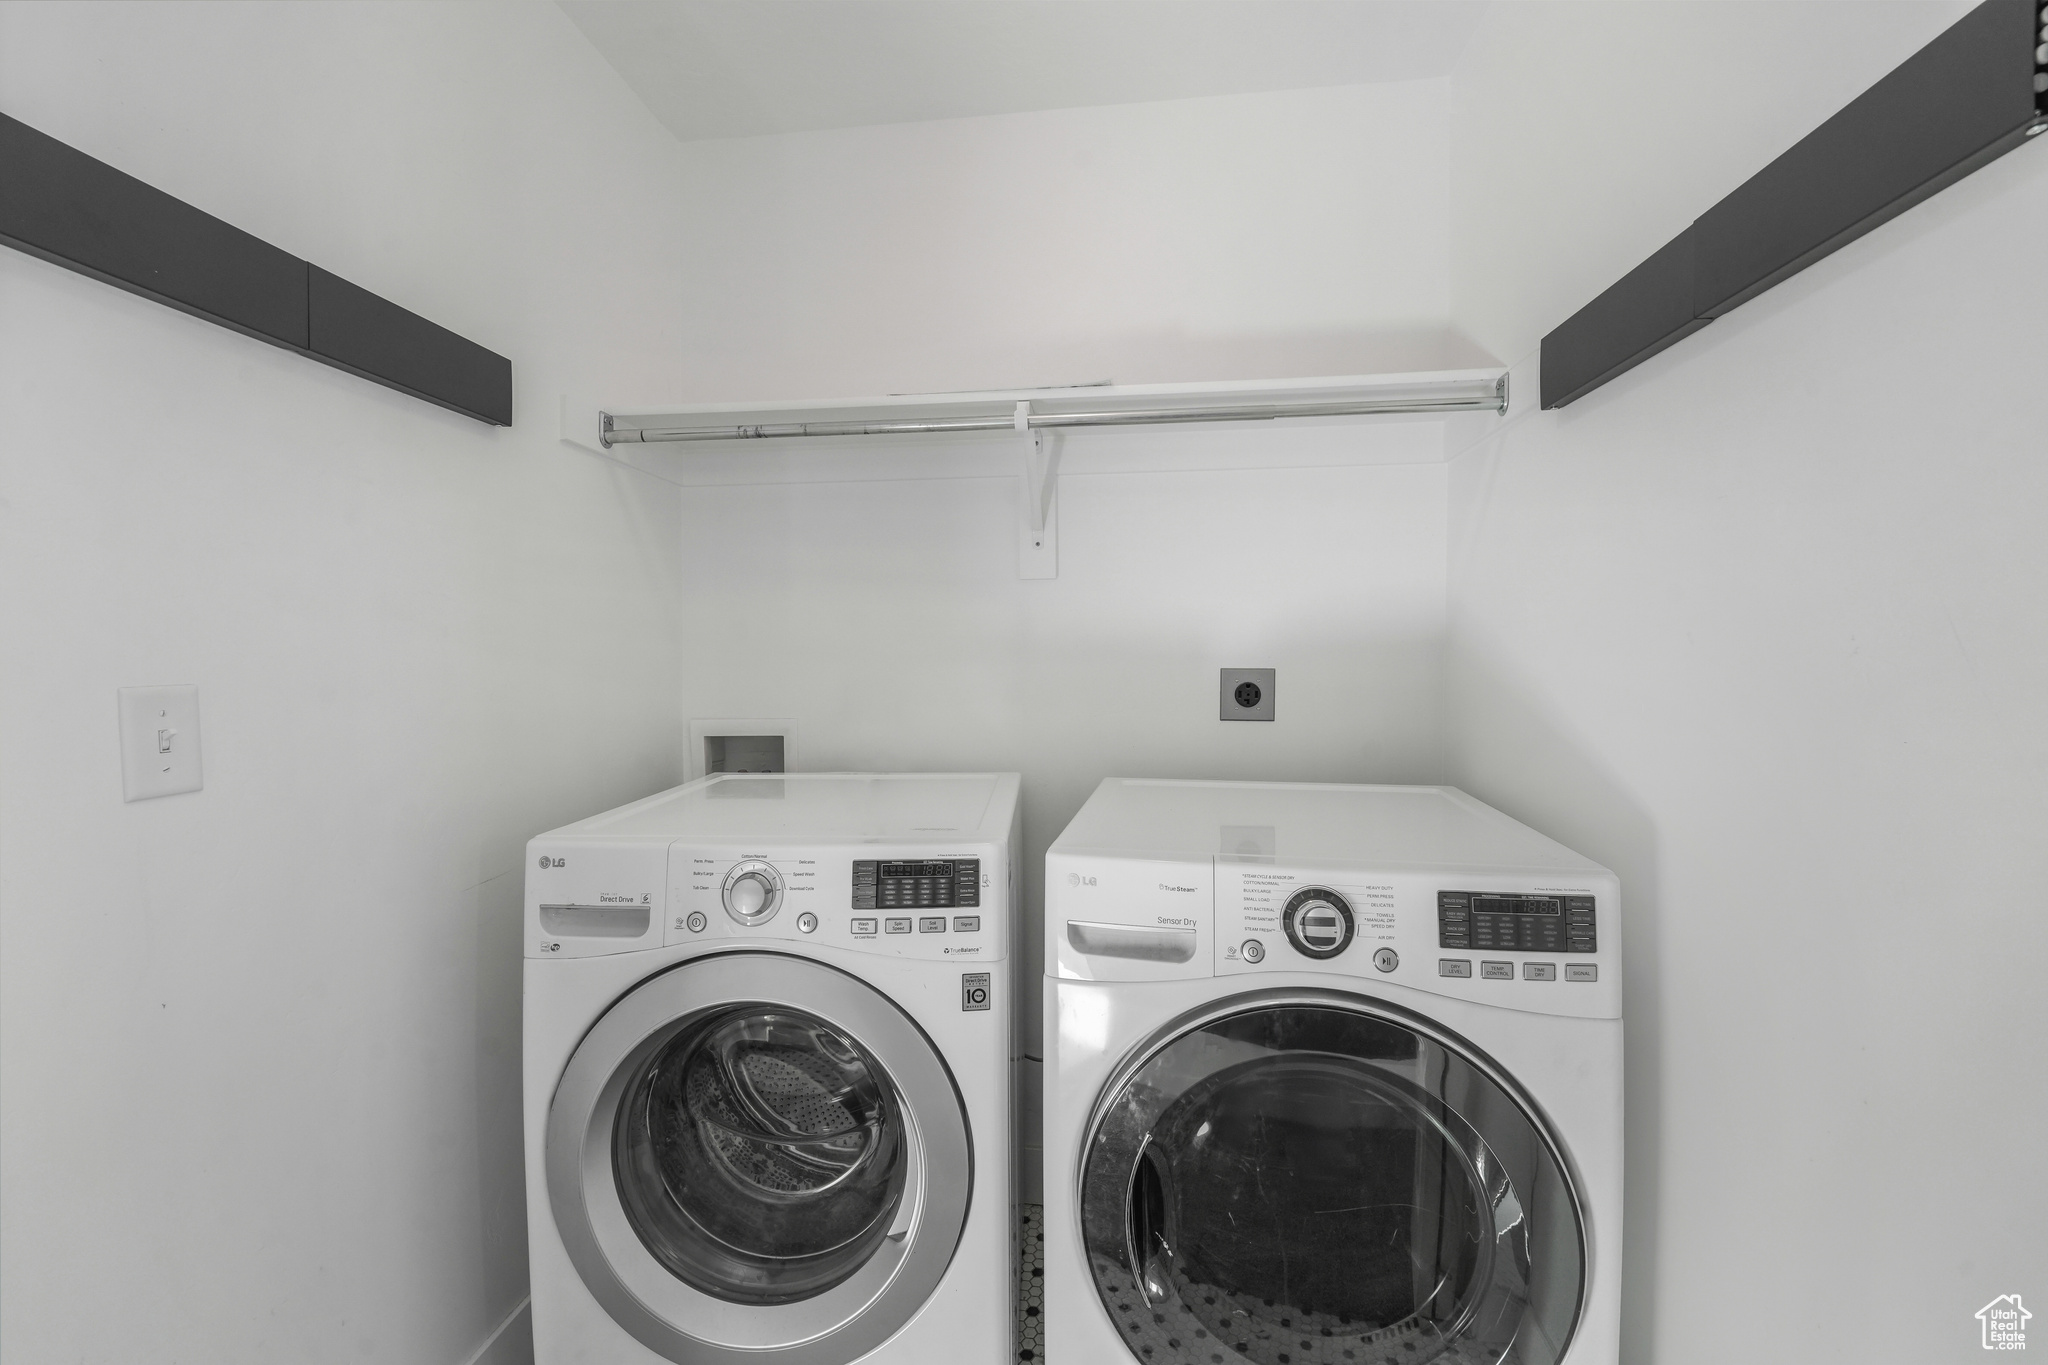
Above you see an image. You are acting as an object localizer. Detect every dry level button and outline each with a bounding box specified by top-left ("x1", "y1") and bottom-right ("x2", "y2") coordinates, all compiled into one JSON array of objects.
[
  {"x1": 1564, "y1": 963, "x2": 1598, "y2": 982},
  {"x1": 1439, "y1": 959, "x2": 1472, "y2": 978}
]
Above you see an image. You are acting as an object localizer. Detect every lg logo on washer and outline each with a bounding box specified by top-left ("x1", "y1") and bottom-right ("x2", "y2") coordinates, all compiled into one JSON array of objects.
[
  {"x1": 1066, "y1": 872, "x2": 1095, "y2": 888},
  {"x1": 539, "y1": 856, "x2": 565, "y2": 869}
]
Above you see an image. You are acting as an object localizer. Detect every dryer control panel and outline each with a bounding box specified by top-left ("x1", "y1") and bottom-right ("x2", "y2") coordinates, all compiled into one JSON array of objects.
[{"x1": 1048, "y1": 850, "x2": 1619, "y2": 1019}]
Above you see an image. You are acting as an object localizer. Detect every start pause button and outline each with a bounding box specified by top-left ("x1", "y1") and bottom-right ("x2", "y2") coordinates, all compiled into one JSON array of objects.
[{"x1": 960, "y1": 972, "x2": 991, "y2": 1012}]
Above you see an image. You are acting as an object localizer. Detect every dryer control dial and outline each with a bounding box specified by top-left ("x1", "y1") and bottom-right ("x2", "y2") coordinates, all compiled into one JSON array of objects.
[
  {"x1": 1282, "y1": 887, "x2": 1355, "y2": 960},
  {"x1": 722, "y1": 860, "x2": 784, "y2": 926}
]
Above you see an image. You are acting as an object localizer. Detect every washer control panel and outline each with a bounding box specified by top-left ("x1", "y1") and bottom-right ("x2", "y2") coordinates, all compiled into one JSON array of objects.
[
  {"x1": 669, "y1": 847, "x2": 1003, "y2": 961},
  {"x1": 851, "y1": 859, "x2": 980, "y2": 910}
]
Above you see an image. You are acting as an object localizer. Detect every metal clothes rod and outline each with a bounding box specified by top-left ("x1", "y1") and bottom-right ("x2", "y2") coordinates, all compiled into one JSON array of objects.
[{"x1": 602, "y1": 380, "x2": 1507, "y2": 445}]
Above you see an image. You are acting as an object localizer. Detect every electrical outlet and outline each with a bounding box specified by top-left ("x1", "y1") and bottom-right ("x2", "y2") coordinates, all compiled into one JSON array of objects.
[
  {"x1": 118, "y1": 685, "x2": 203, "y2": 800},
  {"x1": 1219, "y1": 668, "x2": 1275, "y2": 721}
]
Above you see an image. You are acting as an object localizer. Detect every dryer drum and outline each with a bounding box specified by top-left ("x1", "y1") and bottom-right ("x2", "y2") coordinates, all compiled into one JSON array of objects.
[{"x1": 1080, "y1": 1002, "x2": 1584, "y2": 1365}]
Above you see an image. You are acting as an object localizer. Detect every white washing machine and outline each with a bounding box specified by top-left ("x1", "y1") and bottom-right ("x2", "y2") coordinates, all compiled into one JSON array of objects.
[
  {"x1": 1044, "y1": 779, "x2": 1622, "y2": 1365},
  {"x1": 524, "y1": 772, "x2": 1021, "y2": 1365}
]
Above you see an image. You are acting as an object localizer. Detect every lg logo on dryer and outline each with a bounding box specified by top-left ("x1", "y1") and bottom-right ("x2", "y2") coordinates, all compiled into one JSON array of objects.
[
  {"x1": 538, "y1": 856, "x2": 566, "y2": 869},
  {"x1": 1066, "y1": 872, "x2": 1096, "y2": 887}
]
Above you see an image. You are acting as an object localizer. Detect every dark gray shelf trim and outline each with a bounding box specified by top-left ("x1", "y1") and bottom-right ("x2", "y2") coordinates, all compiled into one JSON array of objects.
[
  {"x1": 1541, "y1": 0, "x2": 2047, "y2": 410},
  {"x1": 0, "y1": 111, "x2": 512, "y2": 427}
]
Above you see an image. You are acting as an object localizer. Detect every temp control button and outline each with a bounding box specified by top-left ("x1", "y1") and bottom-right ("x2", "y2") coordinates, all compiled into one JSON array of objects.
[
  {"x1": 1481, "y1": 961, "x2": 1514, "y2": 980},
  {"x1": 1240, "y1": 939, "x2": 1266, "y2": 964}
]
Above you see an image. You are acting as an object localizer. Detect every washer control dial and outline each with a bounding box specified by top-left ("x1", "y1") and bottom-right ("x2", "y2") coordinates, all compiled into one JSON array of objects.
[
  {"x1": 721, "y1": 860, "x2": 784, "y2": 926},
  {"x1": 1282, "y1": 887, "x2": 1355, "y2": 960}
]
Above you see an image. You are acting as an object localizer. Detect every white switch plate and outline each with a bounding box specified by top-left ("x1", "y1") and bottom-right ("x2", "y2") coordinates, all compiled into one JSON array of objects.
[{"x1": 118, "y1": 685, "x2": 202, "y2": 801}]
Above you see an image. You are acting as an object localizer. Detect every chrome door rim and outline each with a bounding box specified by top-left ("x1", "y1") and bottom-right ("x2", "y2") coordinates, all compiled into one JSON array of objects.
[
  {"x1": 549, "y1": 952, "x2": 972, "y2": 1365},
  {"x1": 1077, "y1": 986, "x2": 1589, "y2": 1365}
]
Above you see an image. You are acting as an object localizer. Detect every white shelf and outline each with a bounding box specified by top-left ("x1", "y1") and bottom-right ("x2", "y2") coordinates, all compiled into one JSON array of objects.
[
  {"x1": 558, "y1": 368, "x2": 1509, "y2": 579},
  {"x1": 564, "y1": 368, "x2": 1506, "y2": 454}
]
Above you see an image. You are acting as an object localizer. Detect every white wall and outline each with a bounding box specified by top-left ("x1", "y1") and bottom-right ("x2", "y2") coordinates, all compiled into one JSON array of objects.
[
  {"x1": 1445, "y1": 6, "x2": 2048, "y2": 1360},
  {"x1": 647, "y1": 85, "x2": 1480, "y2": 1148},
  {"x1": 657, "y1": 79, "x2": 1488, "y2": 402},
  {"x1": 0, "y1": 5, "x2": 690, "y2": 1362},
  {"x1": 1450, "y1": 0, "x2": 1972, "y2": 364}
]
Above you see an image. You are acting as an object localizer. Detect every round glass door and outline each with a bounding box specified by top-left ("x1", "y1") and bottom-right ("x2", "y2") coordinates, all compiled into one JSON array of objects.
[
  {"x1": 1080, "y1": 997, "x2": 1583, "y2": 1365},
  {"x1": 547, "y1": 954, "x2": 972, "y2": 1365},
  {"x1": 613, "y1": 1005, "x2": 906, "y2": 1304}
]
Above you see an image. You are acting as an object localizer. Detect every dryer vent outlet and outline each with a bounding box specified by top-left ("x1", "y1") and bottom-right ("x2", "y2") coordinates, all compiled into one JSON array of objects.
[
  {"x1": 1220, "y1": 668, "x2": 1276, "y2": 722},
  {"x1": 706, "y1": 734, "x2": 785, "y2": 774}
]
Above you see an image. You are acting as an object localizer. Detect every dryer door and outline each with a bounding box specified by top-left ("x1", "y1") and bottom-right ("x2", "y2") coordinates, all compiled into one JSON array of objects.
[
  {"x1": 548, "y1": 953, "x2": 971, "y2": 1365},
  {"x1": 1079, "y1": 993, "x2": 1585, "y2": 1365}
]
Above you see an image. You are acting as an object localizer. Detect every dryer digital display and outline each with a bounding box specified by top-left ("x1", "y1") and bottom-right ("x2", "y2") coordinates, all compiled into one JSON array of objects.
[{"x1": 1437, "y1": 891, "x2": 1598, "y2": 953}]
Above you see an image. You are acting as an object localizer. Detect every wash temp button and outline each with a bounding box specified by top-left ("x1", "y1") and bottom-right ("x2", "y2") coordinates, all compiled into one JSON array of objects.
[
  {"x1": 1564, "y1": 963, "x2": 1599, "y2": 982},
  {"x1": 1439, "y1": 959, "x2": 1472, "y2": 978},
  {"x1": 851, "y1": 918, "x2": 878, "y2": 935}
]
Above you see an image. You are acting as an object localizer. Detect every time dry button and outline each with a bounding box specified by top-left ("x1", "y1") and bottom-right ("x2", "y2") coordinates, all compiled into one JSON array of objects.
[
  {"x1": 797, "y1": 913, "x2": 818, "y2": 934},
  {"x1": 685, "y1": 911, "x2": 707, "y2": 934},
  {"x1": 1240, "y1": 939, "x2": 1265, "y2": 964}
]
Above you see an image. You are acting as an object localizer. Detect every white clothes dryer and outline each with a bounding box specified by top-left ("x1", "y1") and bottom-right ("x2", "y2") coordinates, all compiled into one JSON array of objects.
[
  {"x1": 524, "y1": 772, "x2": 1020, "y2": 1365},
  {"x1": 1044, "y1": 780, "x2": 1622, "y2": 1365}
]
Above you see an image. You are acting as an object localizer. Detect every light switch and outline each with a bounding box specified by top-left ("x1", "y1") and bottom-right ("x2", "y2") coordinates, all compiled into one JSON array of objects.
[{"x1": 119, "y1": 685, "x2": 202, "y2": 801}]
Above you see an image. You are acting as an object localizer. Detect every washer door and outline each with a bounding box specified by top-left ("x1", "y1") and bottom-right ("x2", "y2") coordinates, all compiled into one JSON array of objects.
[
  {"x1": 548, "y1": 954, "x2": 972, "y2": 1365},
  {"x1": 1079, "y1": 993, "x2": 1584, "y2": 1365}
]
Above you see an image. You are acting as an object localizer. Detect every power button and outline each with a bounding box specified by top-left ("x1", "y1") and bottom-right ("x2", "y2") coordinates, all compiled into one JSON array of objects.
[{"x1": 1240, "y1": 940, "x2": 1266, "y2": 964}]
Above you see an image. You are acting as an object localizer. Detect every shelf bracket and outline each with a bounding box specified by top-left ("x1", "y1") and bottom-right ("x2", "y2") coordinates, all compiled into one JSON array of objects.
[{"x1": 1017, "y1": 400, "x2": 1058, "y2": 579}]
